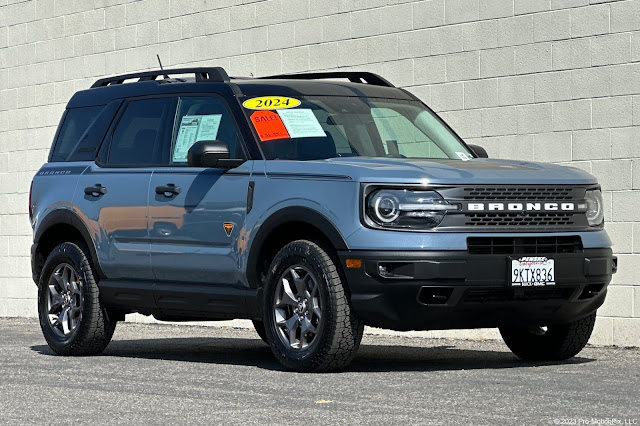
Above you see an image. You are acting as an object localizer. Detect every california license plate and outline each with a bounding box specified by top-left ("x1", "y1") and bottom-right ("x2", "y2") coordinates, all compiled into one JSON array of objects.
[{"x1": 511, "y1": 257, "x2": 555, "y2": 287}]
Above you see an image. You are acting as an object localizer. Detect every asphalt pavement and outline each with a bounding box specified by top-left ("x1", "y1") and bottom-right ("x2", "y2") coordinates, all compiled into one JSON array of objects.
[{"x1": 0, "y1": 318, "x2": 638, "y2": 425}]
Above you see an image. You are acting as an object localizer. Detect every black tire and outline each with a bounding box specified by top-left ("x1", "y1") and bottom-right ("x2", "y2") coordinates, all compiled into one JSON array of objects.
[
  {"x1": 499, "y1": 312, "x2": 597, "y2": 361},
  {"x1": 37, "y1": 242, "x2": 116, "y2": 356},
  {"x1": 252, "y1": 319, "x2": 268, "y2": 344},
  {"x1": 263, "y1": 240, "x2": 364, "y2": 372}
]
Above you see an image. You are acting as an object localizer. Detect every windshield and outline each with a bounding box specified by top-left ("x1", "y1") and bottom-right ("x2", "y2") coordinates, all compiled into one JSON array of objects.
[{"x1": 242, "y1": 96, "x2": 473, "y2": 161}]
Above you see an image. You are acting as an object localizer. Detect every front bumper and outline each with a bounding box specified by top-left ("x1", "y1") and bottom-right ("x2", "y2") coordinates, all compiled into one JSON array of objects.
[{"x1": 338, "y1": 248, "x2": 616, "y2": 331}]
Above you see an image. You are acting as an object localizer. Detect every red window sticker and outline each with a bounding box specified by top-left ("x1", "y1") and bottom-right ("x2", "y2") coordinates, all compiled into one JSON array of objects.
[{"x1": 250, "y1": 110, "x2": 290, "y2": 141}]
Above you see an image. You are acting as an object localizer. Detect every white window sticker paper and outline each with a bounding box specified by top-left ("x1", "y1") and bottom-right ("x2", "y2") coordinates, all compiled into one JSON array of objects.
[
  {"x1": 173, "y1": 116, "x2": 199, "y2": 162},
  {"x1": 196, "y1": 115, "x2": 222, "y2": 141},
  {"x1": 277, "y1": 109, "x2": 326, "y2": 138},
  {"x1": 456, "y1": 151, "x2": 472, "y2": 161},
  {"x1": 173, "y1": 114, "x2": 222, "y2": 162}
]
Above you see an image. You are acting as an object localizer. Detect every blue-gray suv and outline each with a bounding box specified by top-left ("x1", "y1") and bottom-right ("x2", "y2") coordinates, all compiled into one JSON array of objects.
[{"x1": 30, "y1": 68, "x2": 616, "y2": 371}]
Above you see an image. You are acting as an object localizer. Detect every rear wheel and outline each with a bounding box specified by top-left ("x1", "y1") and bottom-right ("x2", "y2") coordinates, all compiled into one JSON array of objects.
[
  {"x1": 499, "y1": 313, "x2": 596, "y2": 361},
  {"x1": 263, "y1": 240, "x2": 363, "y2": 372},
  {"x1": 38, "y1": 242, "x2": 116, "y2": 355}
]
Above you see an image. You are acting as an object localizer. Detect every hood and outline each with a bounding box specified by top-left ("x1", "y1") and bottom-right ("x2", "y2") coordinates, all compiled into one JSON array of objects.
[{"x1": 263, "y1": 157, "x2": 598, "y2": 185}]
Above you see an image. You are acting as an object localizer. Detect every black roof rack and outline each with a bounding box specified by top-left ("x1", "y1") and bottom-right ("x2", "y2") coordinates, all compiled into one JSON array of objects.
[
  {"x1": 90, "y1": 67, "x2": 230, "y2": 88},
  {"x1": 259, "y1": 71, "x2": 395, "y2": 87}
]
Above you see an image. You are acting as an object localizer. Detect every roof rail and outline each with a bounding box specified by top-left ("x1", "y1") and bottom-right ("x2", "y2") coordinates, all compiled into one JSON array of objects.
[
  {"x1": 259, "y1": 71, "x2": 395, "y2": 87},
  {"x1": 90, "y1": 67, "x2": 230, "y2": 88}
]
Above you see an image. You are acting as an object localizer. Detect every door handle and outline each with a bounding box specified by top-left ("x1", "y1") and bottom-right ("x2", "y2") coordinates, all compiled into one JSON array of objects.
[
  {"x1": 155, "y1": 183, "x2": 181, "y2": 196},
  {"x1": 84, "y1": 184, "x2": 107, "y2": 197}
]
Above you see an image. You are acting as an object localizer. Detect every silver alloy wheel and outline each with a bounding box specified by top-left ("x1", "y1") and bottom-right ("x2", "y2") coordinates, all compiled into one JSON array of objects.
[
  {"x1": 46, "y1": 263, "x2": 83, "y2": 338},
  {"x1": 527, "y1": 326, "x2": 548, "y2": 336},
  {"x1": 273, "y1": 265, "x2": 322, "y2": 350}
]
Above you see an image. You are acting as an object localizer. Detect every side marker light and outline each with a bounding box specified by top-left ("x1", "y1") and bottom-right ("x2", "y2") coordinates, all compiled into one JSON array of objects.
[{"x1": 345, "y1": 259, "x2": 362, "y2": 269}]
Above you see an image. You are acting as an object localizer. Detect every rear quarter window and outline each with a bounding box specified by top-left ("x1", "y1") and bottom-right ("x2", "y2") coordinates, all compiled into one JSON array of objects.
[{"x1": 50, "y1": 106, "x2": 103, "y2": 162}]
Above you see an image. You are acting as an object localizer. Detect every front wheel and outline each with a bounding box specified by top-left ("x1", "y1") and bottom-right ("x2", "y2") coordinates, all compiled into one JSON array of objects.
[
  {"x1": 263, "y1": 240, "x2": 364, "y2": 372},
  {"x1": 252, "y1": 319, "x2": 268, "y2": 344},
  {"x1": 38, "y1": 242, "x2": 116, "y2": 355},
  {"x1": 499, "y1": 312, "x2": 597, "y2": 361}
]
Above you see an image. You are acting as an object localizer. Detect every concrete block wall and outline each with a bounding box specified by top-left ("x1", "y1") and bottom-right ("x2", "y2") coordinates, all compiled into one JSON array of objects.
[{"x1": 1, "y1": 0, "x2": 639, "y2": 346}]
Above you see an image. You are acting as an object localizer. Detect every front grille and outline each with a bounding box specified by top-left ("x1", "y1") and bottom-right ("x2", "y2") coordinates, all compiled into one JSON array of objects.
[
  {"x1": 436, "y1": 185, "x2": 591, "y2": 231},
  {"x1": 464, "y1": 287, "x2": 575, "y2": 303},
  {"x1": 464, "y1": 212, "x2": 578, "y2": 227},
  {"x1": 467, "y1": 236, "x2": 583, "y2": 255},
  {"x1": 461, "y1": 187, "x2": 575, "y2": 201}
]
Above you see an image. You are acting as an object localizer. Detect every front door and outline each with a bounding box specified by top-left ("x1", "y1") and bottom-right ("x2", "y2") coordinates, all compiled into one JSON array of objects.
[{"x1": 148, "y1": 95, "x2": 252, "y2": 287}]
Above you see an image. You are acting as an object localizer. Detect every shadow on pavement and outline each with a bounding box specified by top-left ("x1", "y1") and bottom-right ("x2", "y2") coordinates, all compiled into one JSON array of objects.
[
  {"x1": 352, "y1": 344, "x2": 594, "y2": 372},
  {"x1": 30, "y1": 335, "x2": 595, "y2": 373}
]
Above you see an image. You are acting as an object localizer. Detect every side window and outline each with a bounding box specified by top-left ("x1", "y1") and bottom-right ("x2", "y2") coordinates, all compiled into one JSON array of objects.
[
  {"x1": 51, "y1": 106, "x2": 103, "y2": 162},
  {"x1": 107, "y1": 98, "x2": 174, "y2": 166},
  {"x1": 171, "y1": 96, "x2": 243, "y2": 165}
]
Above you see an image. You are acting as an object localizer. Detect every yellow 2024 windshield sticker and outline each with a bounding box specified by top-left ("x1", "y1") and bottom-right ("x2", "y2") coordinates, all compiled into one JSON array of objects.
[{"x1": 242, "y1": 96, "x2": 301, "y2": 110}]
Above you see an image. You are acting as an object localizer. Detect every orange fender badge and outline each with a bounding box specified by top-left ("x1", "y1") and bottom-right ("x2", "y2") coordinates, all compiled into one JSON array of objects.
[{"x1": 223, "y1": 222, "x2": 234, "y2": 236}]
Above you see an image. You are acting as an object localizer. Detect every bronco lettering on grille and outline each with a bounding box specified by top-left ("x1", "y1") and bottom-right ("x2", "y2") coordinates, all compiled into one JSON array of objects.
[{"x1": 464, "y1": 202, "x2": 586, "y2": 213}]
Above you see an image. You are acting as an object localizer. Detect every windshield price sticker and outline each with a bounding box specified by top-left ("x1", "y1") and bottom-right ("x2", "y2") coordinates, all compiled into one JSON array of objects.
[
  {"x1": 243, "y1": 96, "x2": 301, "y2": 110},
  {"x1": 250, "y1": 110, "x2": 290, "y2": 141},
  {"x1": 277, "y1": 108, "x2": 326, "y2": 138},
  {"x1": 511, "y1": 257, "x2": 555, "y2": 287}
]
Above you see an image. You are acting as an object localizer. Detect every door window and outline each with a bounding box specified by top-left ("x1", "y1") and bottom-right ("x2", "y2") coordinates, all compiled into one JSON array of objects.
[
  {"x1": 107, "y1": 97, "x2": 175, "y2": 166},
  {"x1": 171, "y1": 96, "x2": 244, "y2": 164}
]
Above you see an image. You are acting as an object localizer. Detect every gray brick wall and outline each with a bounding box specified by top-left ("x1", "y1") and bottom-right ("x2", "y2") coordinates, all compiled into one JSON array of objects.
[{"x1": 1, "y1": 0, "x2": 639, "y2": 346}]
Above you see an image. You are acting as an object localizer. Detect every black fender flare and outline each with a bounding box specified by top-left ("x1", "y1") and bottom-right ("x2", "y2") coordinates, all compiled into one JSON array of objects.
[
  {"x1": 34, "y1": 209, "x2": 106, "y2": 279},
  {"x1": 246, "y1": 207, "x2": 349, "y2": 289}
]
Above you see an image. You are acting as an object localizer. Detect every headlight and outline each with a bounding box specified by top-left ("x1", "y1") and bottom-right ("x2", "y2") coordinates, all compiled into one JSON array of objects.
[
  {"x1": 365, "y1": 189, "x2": 458, "y2": 229},
  {"x1": 585, "y1": 189, "x2": 604, "y2": 226}
]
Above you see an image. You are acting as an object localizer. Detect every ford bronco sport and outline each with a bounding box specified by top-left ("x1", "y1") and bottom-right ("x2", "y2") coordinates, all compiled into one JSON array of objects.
[{"x1": 30, "y1": 67, "x2": 616, "y2": 372}]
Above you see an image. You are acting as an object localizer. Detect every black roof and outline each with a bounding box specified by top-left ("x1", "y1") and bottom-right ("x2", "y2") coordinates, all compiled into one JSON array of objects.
[{"x1": 67, "y1": 68, "x2": 416, "y2": 108}]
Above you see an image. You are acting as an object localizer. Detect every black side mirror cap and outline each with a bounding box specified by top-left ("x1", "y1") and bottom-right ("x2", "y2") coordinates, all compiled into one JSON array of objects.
[
  {"x1": 187, "y1": 140, "x2": 244, "y2": 168},
  {"x1": 468, "y1": 144, "x2": 488, "y2": 158}
]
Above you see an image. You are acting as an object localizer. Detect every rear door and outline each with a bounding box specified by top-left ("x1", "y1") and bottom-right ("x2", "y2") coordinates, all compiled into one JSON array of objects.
[
  {"x1": 148, "y1": 95, "x2": 252, "y2": 288},
  {"x1": 74, "y1": 96, "x2": 176, "y2": 280}
]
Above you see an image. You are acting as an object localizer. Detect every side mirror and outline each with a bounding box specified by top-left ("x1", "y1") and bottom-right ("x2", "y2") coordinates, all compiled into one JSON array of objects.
[
  {"x1": 187, "y1": 140, "x2": 243, "y2": 168},
  {"x1": 468, "y1": 144, "x2": 488, "y2": 158}
]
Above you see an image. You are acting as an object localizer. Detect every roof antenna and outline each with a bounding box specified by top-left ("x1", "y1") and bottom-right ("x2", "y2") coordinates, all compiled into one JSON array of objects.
[{"x1": 157, "y1": 54, "x2": 170, "y2": 79}]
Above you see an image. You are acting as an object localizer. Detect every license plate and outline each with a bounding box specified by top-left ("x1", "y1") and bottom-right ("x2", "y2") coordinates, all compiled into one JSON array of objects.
[{"x1": 511, "y1": 257, "x2": 555, "y2": 287}]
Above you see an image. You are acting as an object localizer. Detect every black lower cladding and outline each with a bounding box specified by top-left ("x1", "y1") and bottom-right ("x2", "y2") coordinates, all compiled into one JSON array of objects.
[
  {"x1": 98, "y1": 280, "x2": 260, "y2": 321},
  {"x1": 338, "y1": 247, "x2": 615, "y2": 331}
]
